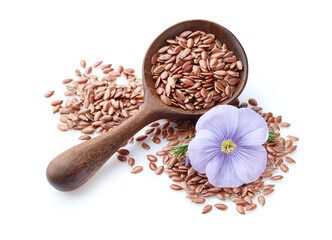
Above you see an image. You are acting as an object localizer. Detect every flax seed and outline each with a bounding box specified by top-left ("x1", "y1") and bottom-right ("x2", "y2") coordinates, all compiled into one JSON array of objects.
[{"x1": 131, "y1": 166, "x2": 143, "y2": 174}]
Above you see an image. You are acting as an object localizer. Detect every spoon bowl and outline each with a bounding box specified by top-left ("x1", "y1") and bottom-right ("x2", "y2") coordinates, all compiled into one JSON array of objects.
[
  {"x1": 46, "y1": 19, "x2": 248, "y2": 191},
  {"x1": 142, "y1": 19, "x2": 248, "y2": 118}
]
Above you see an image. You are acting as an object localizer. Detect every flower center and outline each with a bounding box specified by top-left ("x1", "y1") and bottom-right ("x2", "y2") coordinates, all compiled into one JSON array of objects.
[{"x1": 222, "y1": 140, "x2": 236, "y2": 153}]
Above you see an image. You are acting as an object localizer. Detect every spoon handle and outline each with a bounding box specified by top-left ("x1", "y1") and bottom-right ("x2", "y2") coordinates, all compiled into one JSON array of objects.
[{"x1": 46, "y1": 105, "x2": 160, "y2": 191}]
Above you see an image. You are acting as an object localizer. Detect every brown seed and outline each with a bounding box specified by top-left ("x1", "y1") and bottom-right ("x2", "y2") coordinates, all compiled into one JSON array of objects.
[
  {"x1": 154, "y1": 128, "x2": 161, "y2": 136},
  {"x1": 285, "y1": 140, "x2": 293, "y2": 148},
  {"x1": 79, "y1": 135, "x2": 91, "y2": 141},
  {"x1": 167, "y1": 157, "x2": 178, "y2": 168},
  {"x1": 287, "y1": 135, "x2": 299, "y2": 141},
  {"x1": 151, "y1": 30, "x2": 242, "y2": 110},
  {"x1": 152, "y1": 136, "x2": 161, "y2": 144},
  {"x1": 280, "y1": 163, "x2": 289, "y2": 173},
  {"x1": 128, "y1": 158, "x2": 135, "y2": 167},
  {"x1": 262, "y1": 189, "x2": 275, "y2": 196},
  {"x1": 236, "y1": 205, "x2": 245, "y2": 215},
  {"x1": 57, "y1": 124, "x2": 68, "y2": 131},
  {"x1": 53, "y1": 105, "x2": 61, "y2": 113},
  {"x1": 284, "y1": 156, "x2": 296, "y2": 164},
  {"x1": 270, "y1": 175, "x2": 283, "y2": 180},
  {"x1": 166, "y1": 134, "x2": 178, "y2": 141},
  {"x1": 117, "y1": 149, "x2": 130, "y2": 156},
  {"x1": 288, "y1": 145, "x2": 297, "y2": 153},
  {"x1": 51, "y1": 100, "x2": 63, "y2": 106},
  {"x1": 170, "y1": 184, "x2": 182, "y2": 191},
  {"x1": 244, "y1": 196, "x2": 253, "y2": 204},
  {"x1": 136, "y1": 135, "x2": 148, "y2": 141},
  {"x1": 192, "y1": 198, "x2": 206, "y2": 204},
  {"x1": 44, "y1": 90, "x2": 55, "y2": 98},
  {"x1": 262, "y1": 184, "x2": 275, "y2": 190},
  {"x1": 93, "y1": 61, "x2": 103, "y2": 68},
  {"x1": 216, "y1": 192, "x2": 226, "y2": 201},
  {"x1": 246, "y1": 204, "x2": 257, "y2": 211},
  {"x1": 117, "y1": 155, "x2": 127, "y2": 162},
  {"x1": 280, "y1": 122, "x2": 291, "y2": 127},
  {"x1": 149, "y1": 162, "x2": 157, "y2": 171},
  {"x1": 145, "y1": 128, "x2": 155, "y2": 135},
  {"x1": 155, "y1": 166, "x2": 164, "y2": 175},
  {"x1": 149, "y1": 122, "x2": 160, "y2": 127},
  {"x1": 131, "y1": 166, "x2": 143, "y2": 174},
  {"x1": 236, "y1": 61, "x2": 243, "y2": 70},
  {"x1": 85, "y1": 66, "x2": 92, "y2": 74},
  {"x1": 147, "y1": 154, "x2": 158, "y2": 162},
  {"x1": 248, "y1": 98, "x2": 258, "y2": 106},
  {"x1": 80, "y1": 60, "x2": 86, "y2": 68},
  {"x1": 160, "y1": 95, "x2": 172, "y2": 105},
  {"x1": 214, "y1": 203, "x2": 228, "y2": 211},
  {"x1": 202, "y1": 205, "x2": 212, "y2": 214},
  {"x1": 141, "y1": 142, "x2": 150, "y2": 150},
  {"x1": 156, "y1": 151, "x2": 167, "y2": 156},
  {"x1": 258, "y1": 196, "x2": 265, "y2": 206},
  {"x1": 82, "y1": 126, "x2": 95, "y2": 134}
]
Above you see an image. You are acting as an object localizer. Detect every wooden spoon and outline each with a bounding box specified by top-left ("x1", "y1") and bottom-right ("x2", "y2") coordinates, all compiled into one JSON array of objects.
[{"x1": 46, "y1": 19, "x2": 248, "y2": 191}]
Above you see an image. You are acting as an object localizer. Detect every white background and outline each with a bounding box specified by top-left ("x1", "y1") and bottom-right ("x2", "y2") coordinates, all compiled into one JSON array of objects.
[{"x1": 0, "y1": 0, "x2": 331, "y2": 239}]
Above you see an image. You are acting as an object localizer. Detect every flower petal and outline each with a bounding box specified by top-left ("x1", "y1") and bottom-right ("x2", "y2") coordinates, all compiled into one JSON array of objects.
[
  {"x1": 188, "y1": 129, "x2": 221, "y2": 173},
  {"x1": 232, "y1": 145, "x2": 267, "y2": 184},
  {"x1": 205, "y1": 153, "x2": 244, "y2": 188},
  {"x1": 185, "y1": 156, "x2": 191, "y2": 167},
  {"x1": 233, "y1": 108, "x2": 269, "y2": 146},
  {"x1": 196, "y1": 105, "x2": 239, "y2": 141}
]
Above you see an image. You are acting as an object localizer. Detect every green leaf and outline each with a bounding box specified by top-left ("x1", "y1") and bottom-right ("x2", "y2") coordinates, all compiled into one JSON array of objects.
[
  {"x1": 171, "y1": 134, "x2": 195, "y2": 157},
  {"x1": 268, "y1": 131, "x2": 276, "y2": 142},
  {"x1": 171, "y1": 144, "x2": 188, "y2": 157}
]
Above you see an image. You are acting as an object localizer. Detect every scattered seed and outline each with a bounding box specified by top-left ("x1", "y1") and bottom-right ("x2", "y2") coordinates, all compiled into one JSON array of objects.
[
  {"x1": 51, "y1": 100, "x2": 63, "y2": 106},
  {"x1": 117, "y1": 149, "x2": 130, "y2": 156},
  {"x1": 155, "y1": 166, "x2": 164, "y2": 175},
  {"x1": 152, "y1": 136, "x2": 161, "y2": 144},
  {"x1": 262, "y1": 189, "x2": 275, "y2": 195},
  {"x1": 128, "y1": 158, "x2": 135, "y2": 167},
  {"x1": 136, "y1": 135, "x2": 148, "y2": 141},
  {"x1": 280, "y1": 163, "x2": 289, "y2": 173},
  {"x1": 258, "y1": 196, "x2": 265, "y2": 206},
  {"x1": 236, "y1": 205, "x2": 245, "y2": 215},
  {"x1": 79, "y1": 135, "x2": 91, "y2": 140},
  {"x1": 147, "y1": 155, "x2": 157, "y2": 162},
  {"x1": 192, "y1": 198, "x2": 206, "y2": 204},
  {"x1": 248, "y1": 98, "x2": 258, "y2": 106},
  {"x1": 80, "y1": 60, "x2": 86, "y2": 68},
  {"x1": 246, "y1": 204, "x2": 257, "y2": 211},
  {"x1": 287, "y1": 135, "x2": 299, "y2": 141},
  {"x1": 93, "y1": 61, "x2": 103, "y2": 68},
  {"x1": 141, "y1": 142, "x2": 150, "y2": 150},
  {"x1": 149, "y1": 122, "x2": 160, "y2": 127},
  {"x1": 280, "y1": 122, "x2": 291, "y2": 127},
  {"x1": 270, "y1": 175, "x2": 283, "y2": 180},
  {"x1": 202, "y1": 205, "x2": 212, "y2": 214},
  {"x1": 117, "y1": 155, "x2": 127, "y2": 162},
  {"x1": 44, "y1": 91, "x2": 55, "y2": 98},
  {"x1": 149, "y1": 162, "x2": 157, "y2": 171},
  {"x1": 214, "y1": 203, "x2": 228, "y2": 211},
  {"x1": 57, "y1": 124, "x2": 68, "y2": 131},
  {"x1": 284, "y1": 156, "x2": 296, "y2": 164},
  {"x1": 131, "y1": 166, "x2": 143, "y2": 174},
  {"x1": 170, "y1": 184, "x2": 182, "y2": 191}
]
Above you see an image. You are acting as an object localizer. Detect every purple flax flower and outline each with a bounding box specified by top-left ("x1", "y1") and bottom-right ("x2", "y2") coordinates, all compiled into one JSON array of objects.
[
  {"x1": 188, "y1": 105, "x2": 268, "y2": 188},
  {"x1": 185, "y1": 155, "x2": 191, "y2": 167}
]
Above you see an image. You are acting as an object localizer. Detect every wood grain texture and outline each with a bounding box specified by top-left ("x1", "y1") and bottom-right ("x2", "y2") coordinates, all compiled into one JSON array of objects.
[{"x1": 46, "y1": 19, "x2": 248, "y2": 191}]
